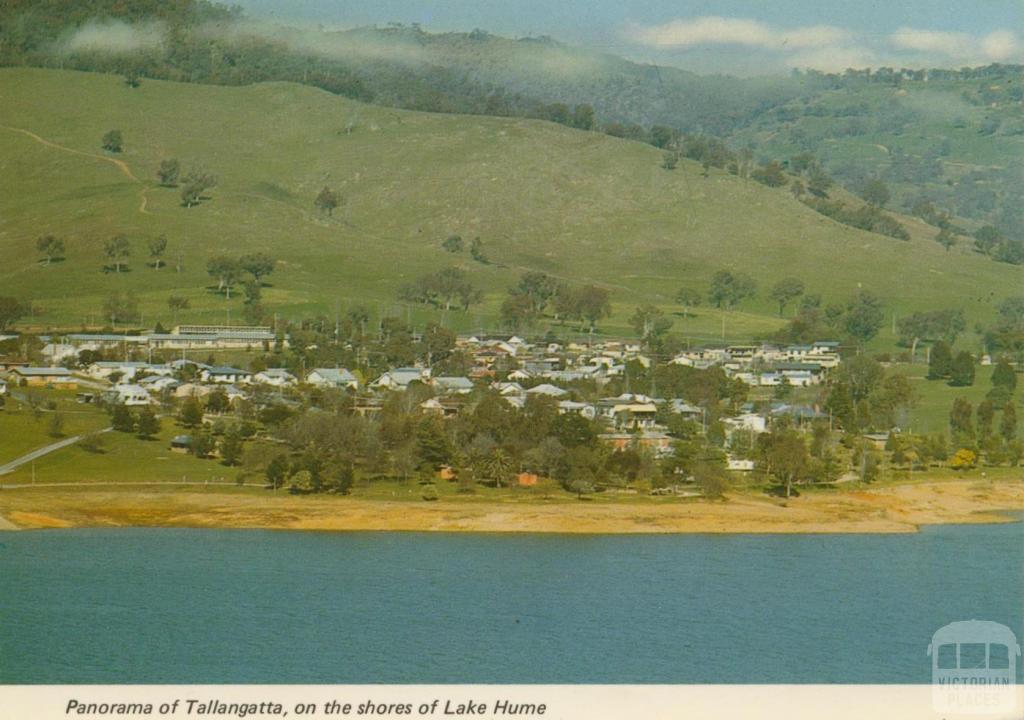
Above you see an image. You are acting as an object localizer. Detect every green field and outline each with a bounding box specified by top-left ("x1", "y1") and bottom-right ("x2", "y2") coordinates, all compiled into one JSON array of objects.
[
  {"x1": 895, "y1": 363, "x2": 1007, "y2": 435},
  {"x1": 0, "y1": 389, "x2": 110, "y2": 460},
  {"x1": 0, "y1": 68, "x2": 1020, "y2": 347}
]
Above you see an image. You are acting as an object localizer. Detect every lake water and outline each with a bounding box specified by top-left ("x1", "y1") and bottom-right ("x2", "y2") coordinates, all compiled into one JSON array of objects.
[{"x1": 0, "y1": 522, "x2": 1021, "y2": 684}]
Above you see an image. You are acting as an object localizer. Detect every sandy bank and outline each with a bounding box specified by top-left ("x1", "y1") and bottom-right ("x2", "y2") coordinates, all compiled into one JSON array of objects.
[{"x1": 0, "y1": 479, "x2": 1022, "y2": 534}]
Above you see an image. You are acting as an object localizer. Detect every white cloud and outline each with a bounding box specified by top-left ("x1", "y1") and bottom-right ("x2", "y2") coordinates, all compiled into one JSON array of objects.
[
  {"x1": 889, "y1": 27, "x2": 974, "y2": 57},
  {"x1": 61, "y1": 19, "x2": 167, "y2": 54},
  {"x1": 889, "y1": 27, "x2": 1021, "y2": 63},
  {"x1": 981, "y1": 30, "x2": 1020, "y2": 61},
  {"x1": 627, "y1": 16, "x2": 848, "y2": 50}
]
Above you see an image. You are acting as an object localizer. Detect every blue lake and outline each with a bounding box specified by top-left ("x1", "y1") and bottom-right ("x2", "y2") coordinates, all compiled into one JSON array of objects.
[{"x1": 0, "y1": 522, "x2": 1021, "y2": 683}]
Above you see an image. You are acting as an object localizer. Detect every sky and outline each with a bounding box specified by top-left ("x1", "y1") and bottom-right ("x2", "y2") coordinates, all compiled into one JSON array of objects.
[{"x1": 233, "y1": 0, "x2": 1024, "y2": 75}]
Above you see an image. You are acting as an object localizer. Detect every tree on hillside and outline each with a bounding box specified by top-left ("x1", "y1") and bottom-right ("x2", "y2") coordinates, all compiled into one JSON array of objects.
[
  {"x1": 104, "y1": 235, "x2": 131, "y2": 273},
  {"x1": 675, "y1": 287, "x2": 702, "y2": 317},
  {"x1": 136, "y1": 407, "x2": 160, "y2": 439},
  {"x1": 35, "y1": 234, "x2": 65, "y2": 265},
  {"x1": 991, "y1": 358, "x2": 1017, "y2": 394},
  {"x1": 439, "y1": 267, "x2": 481, "y2": 311},
  {"x1": 469, "y1": 237, "x2": 487, "y2": 264},
  {"x1": 500, "y1": 292, "x2": 537, "y2": 331},
  {"x1": 157, "y1": 159, "x2": 180, "y2": 187},
  {"x1": 807, "y1": 166, "x2": 833, "y2": 197},
  {"x1": 769, "y1": 277, "x2": 805, "y2": 317},
  {"x1": 0, "y1": 297, "x2": 26, "y2": 331},
  {"x1": 661, "y1": 151, "x2": 678, "y2": 170},
  {"x1": 571, "y1": 104, "x2": 595, "y2": 130},
  {"x1": 928, "y1": 340, "x2": 954, "y2": 379},
  {"x1": 897, "y1": 309, "x2": 965, "y2": 361},
  {"x1": 484, "y1": 448, "x2": 514, "y2": 488},
  {"x1": 513, "y1": 271, "x2": 559, "y2": 317},
  {"x1": 977, "y1": 399, "x2": 995, "y2": 440},
  {"x1": 162, "y1": 300, "x2": 189, "y2": 332},
  {"x1": 220, "y1": 425, "x2": 243, "y2": 466},
  {"x1": 266, "y1": 454, "x2": 289, "y2": 489},
  {"x1": 630, "y1": 304, "x2": 673, "y2": 349},
  {"x1": 844, "y1": 291, "x2": 884, "y2": 346},
  {"x1": 111, "y1": 404, "x2": 135, "y2": 433},
  {"x1": 949, "y1": 351, "x2": 975, "y2": 387},
  {"x1": 974, "y1": 225, "x2": 1003, "y2": 256},
  {"x1": 102, "y1": 129, "x2": 123, "y2": 153},
  {"x1": 708, "y1": 270, "x2": 756, "y2": 309},
  {"x1": 949, "y1": 397, "x2": 975, "y2": 444},
  {"x1": 239, "y1": 253, "x2": 276, "y2": 285},
  {"x1": 575, "y1": 285, "x2": 612, "y2": 333},
  {"x1": 762, "y1": 430, "x2": 809, "y2": 498},
  {"x1": 442, "y1": 235, "x2": 464, "y2": 253},
  {"x1": 790, "y1": 152, "x2": 817, "y2": 174},
  {"x1": 103, "y1": 291, "x2": 139, "y2": 326},
  {"x1": 1001, "y1": 401, "x2": 1018, "y2": 441},
  {"x1": 859, "y1": 177, "x2": 891, "y2": 208},
  {"x1": 207, "y1": 256, "x2": 241, "y2": 298},
  {"x1": 936, "y1": 226, "x2": 957, "y2": 252},
  {"x1": 180, "y1": 170, "x2": 217, "y2": 207},
  {"x1": 148, "y1": 236, "x2": 168, "y2": 269},
  {"x1": 751, "y1": 161, "x2": 788, "y2": 188},
  {"x1": 314, "y1": 186, "x2": 340, "y2": 216},
  {"x1": 178, "y1": 397, "x2": 203, "y2": 428}
]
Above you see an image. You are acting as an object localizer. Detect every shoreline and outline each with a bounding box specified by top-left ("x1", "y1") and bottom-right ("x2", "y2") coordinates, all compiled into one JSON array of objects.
[{"x1": 0, "y1": 478, "x2": 1022, "y2": 534}]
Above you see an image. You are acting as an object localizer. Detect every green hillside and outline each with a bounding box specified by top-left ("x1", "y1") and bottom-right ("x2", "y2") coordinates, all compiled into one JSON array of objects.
[{"x1": 0, "y1": 67, "x2": 1020, "y2": 346}]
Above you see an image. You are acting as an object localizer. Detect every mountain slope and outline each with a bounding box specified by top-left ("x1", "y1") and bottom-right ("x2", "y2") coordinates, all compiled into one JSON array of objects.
[{"x1": 0, "y1": 68, "x2": 1019, "y2": 344}]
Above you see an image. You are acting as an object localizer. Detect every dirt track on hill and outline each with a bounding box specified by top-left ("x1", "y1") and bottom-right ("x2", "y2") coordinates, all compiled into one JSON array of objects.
[{"x1": 0, "y1": 124, "x2": 150, "y2": 214}]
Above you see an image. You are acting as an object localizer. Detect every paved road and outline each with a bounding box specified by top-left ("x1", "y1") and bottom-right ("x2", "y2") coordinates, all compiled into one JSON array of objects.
[{"x1": 0, "y1": 428, "x2": 111, "y2": 477}]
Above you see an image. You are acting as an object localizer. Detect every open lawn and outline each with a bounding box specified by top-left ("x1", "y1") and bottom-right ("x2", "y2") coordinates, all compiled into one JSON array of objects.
[
  {"x1": 0, "y1": 419, "x2": 241, "y2": 486},
  {"x1": 895, "y1": 363, "x2": 1019, "y2": 436},
  {"x1": 0, "y1": 389, "x2": 110, "y2": 462}
]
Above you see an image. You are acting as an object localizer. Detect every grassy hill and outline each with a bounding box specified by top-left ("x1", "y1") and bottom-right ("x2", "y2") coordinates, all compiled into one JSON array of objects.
[{"x1": 1, "y1": 67, "x2": 1020, "y2": 347}]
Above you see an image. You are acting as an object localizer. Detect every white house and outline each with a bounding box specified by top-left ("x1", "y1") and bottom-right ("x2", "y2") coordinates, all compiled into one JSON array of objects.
[
  {"x1": 525, "y1": 383, "x2": 569, "y2": 398},
  {"x1": 138, "y1": 375, "x2": 180, "y2": 393},
  {"x1": 723, "y1": 413, "x2": 768, "y2": 434},
  {"x1": 492, "y1": 381, "x2": 524, "y2": 396},
  {"x1": 200, "y1": 367, "x2": 252, "y2": 385},
  {"x1": 557, "y1": 400, "x2": 597, "y2": 419},
  {"x1": 88, "y1": 361, "x2": 150, "y2": 381},
  {"x1": 305, "y1": 368, "x2": 359, "y2": 390},
  {"x1": 810, "y1": 341, "x2": 841, "y2": 355},
  {"x1": 780, "y1": 369, "x2": 816, "y2": 387},
  {"x1": 432, "y1": 376, "x2": 474, "y2": 395},
  {"x1": 254, "y1": 368, "x2": 298, "y2": 387},
  {"x1": 371, "y1": 367, "x2": 431, "y2": 391},
  {"x1": 727, "y1": 457, "x2": 756, "y2": 471},
  {"x1": 110, "y1": 384, "x2": 152, "y2": 406},
  {"x1": 42, "y1": 343, "x2": 79, "y2": 364}
]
